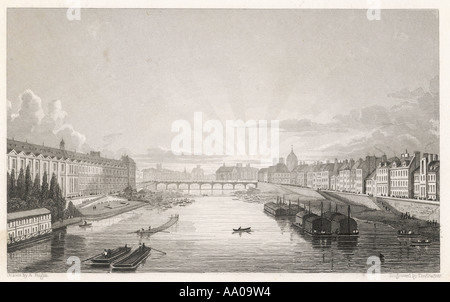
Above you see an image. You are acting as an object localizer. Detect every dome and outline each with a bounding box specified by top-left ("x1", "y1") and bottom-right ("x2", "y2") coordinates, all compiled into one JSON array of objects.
[{"x1": 286, "y1": 146, "x2": 298, "y2": 172}]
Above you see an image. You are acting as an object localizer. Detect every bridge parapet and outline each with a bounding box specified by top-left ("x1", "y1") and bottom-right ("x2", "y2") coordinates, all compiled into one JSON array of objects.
[{"x1": 136, "y1": 180, "x2": 258, "y2": 191}]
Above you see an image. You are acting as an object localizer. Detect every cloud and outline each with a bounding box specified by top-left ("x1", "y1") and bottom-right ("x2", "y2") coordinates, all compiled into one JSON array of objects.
[
  {"x1": 279, "y1": 76, "x2": 439, "y2": 158},
  {"x1": 8, "y1": 89, "x2": 87, "y2": 151},
  {"x1": 102, "y1": 132, "x2": 123, "y2": 148},
  {"x1": 388, "y1": 87, "x2": 425, "y2": 100},
  {"x1": 279, "y1": 118, "x2": 348, "y2": 136},
  {"x1": 132, "y1": 146, "x2": 232, "y2": 166}
]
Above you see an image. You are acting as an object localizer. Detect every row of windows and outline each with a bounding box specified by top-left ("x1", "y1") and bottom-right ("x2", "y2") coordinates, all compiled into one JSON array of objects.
[
  {"x1": 391, "y1": 180, "x2": 408, "y2": 188},
  {"x1": 391, "y1": 169, "x2": 408, "y2": 177},
  {"x1": 8, "y1": 215, "x2": 51, "y2": 228},
  {"x1": 9, "y1": 158, "x2": 64, "y2": 175},
  {"x1": 377, "y1": 176, "x2": 388, "y2": 182},
  {"x1": 391, "y1": 190, "x2": 408, "y2": 197},
  {"x1": 9, "y1": 156, "x2": 127, "y2": 176},
  {"x1": 13, "y1": 223, "x2": 50, "y2": 237},
  {"x1": 428, "y1": 184, "x2": 436, "y2": 193}
]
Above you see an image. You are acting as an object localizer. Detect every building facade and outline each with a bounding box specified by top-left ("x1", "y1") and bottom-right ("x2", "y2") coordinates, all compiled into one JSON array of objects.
[
  {"x1": 389, "y1": 151, "x2": 420, "y2": 199},
  {"x1": 7, "y1": 139, "x2": 136, "y2": 198},
  {"x1": 267, "y1": 159, "x2": 291, "y2": 184},
  {"x1": 191, "y1": 165, "x2": 205, "y2": 180},
  {"x1": 414, "y1": 153, "x2": 440, "y2": 201},
  {"x1": 216, "y1": 163, "x2": 258, "y2": 181},
  {"x1": 258, "y1": 168, "x2": 269, "y2": 182},
  {"x1": 258, "y1": 147, "x2": 439, "y2": 202},
  {"x1": 142, "y1": 164, "x2": 190, "y2": 181},
  {"x1": 7, "y1": 208, "x2": 52, "y2": 244},
  {"x1": 376, "y1": 156, "x2": 397, "y2": 197}
]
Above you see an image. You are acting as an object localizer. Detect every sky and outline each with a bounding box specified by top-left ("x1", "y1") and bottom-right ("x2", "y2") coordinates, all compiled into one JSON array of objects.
[{"x1": 7, "y1": 9, "x2": 439, "y2": 172}]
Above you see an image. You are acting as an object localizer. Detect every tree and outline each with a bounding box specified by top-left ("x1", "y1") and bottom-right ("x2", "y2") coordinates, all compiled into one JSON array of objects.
[
  {"x1": 24, "y1": 165, "x2": 33, "y2": 201},
  {"x1": 42, "y1": 198, "x2": 57, "y2": 223},
  {"x1": 16, "y1": 168, "x2": 25, "y2": 202},
  {"x1": 31, "y1": 173, "x2": 41, "y2": 207},
  {"x1": 44, "y1": 173, "x2": 67, "y2": 222},
  {"x1": 9, "y1": 171, "x2": 16, "y2": 199},
  {"x1": 49, "y1": 173, "x2": 57, "y2": 201},
  {"x1": 55, "y1": 183, "x2": 66, "y2": 220},
  {"x1": 66, "y1": 201, "x2": 82, "y2": 219},
  {"x1": 49, "y1": 174, "x2": 65, "y2": 221},
  {"x1": 7, "y1": 172, "x2": 11, "y2": 201},
  {"x1": 41, "y1": 171, "x2": 49, "y2": 202}
]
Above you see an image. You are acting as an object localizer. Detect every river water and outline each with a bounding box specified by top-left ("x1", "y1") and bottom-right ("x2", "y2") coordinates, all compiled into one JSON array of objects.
[{"x1": 7, "y1": 193, "x2": 439, "y2": 274}]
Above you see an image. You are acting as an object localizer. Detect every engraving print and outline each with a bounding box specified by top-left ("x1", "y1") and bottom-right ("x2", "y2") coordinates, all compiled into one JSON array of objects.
[{"x1": 5, "y1": 8, "x2": 439, "y2": 276}]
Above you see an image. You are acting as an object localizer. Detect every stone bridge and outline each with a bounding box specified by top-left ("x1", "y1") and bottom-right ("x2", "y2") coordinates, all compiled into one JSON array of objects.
[{"x1": 136, "y1": 180, "x2": 258, "y2": 193}]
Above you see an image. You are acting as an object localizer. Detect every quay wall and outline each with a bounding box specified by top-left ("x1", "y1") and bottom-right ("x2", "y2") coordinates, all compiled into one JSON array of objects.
[{"x1": 376, "y1": 197, "x2": 440, "y2": 222}]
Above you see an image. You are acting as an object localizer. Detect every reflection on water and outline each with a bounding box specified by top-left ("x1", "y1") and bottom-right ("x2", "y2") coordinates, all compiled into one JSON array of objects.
[{"x1": 7, "y1": 194, "x2": 439, "y2": 274}]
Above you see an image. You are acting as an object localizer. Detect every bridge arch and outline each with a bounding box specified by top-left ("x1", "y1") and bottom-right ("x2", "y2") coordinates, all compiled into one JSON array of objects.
[
  {"x1": 234, "y1": 183, "x2": 246, "y2": 190},
  {"x1": 245, "y1": 183, "x2": 257, "y2": 190},
  {"x1": 212, "y1": 183, "x2": 223, "y2": 190},
  {"x1": 166, "y1": 183, "x2": 179, "y2": 190},
  {"x1": 156, "y1": 183, "x2": 167, "y2": 191}
]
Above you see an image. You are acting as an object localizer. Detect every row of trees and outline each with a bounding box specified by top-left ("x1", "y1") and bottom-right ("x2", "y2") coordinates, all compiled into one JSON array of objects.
[{"x1": 7, "y1": 166, "x2": 78, "y2": 223}]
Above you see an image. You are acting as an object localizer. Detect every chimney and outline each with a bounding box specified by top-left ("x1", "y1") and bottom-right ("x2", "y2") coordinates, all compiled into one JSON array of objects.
[
  {"x1": 366, "y1": 155, "x2": 371, "y2": 167},
  {"x1": 279, "y1": 157, "x2": 285, "y2": 165},
  {"x1": 414, "y1": 151, "x2": 420, "y2": 162},
  {"x1": 433, "y1": 154, "x2": 439, "y2": 161},
  {"x1": 335, "y1": 158, "x2": 338, "y2": 164},
  {"x1": 382, "y1": 155, "x2": 387, "y2": 163},
  {"x1": 428, "y1": 153, "x2": 433, "y2": 164}
]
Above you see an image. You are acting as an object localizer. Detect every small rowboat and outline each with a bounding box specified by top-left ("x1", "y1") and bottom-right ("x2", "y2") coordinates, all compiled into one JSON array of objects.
[
  {"x1": 79, "y1": 222, "x2": 92, "y2": 227},
  {"x1": 110, "y1": 246, "x2": 151, "y2": 271},
  {"x1": 397, "y1": 231, "x2": 421, "y2": 238},
  {"x1": 410, "y1": 239, "x2": 432, "y2": 247},
  {"x1": 90, "y1": 246, "x2": 132, "y2": 266},
  {"x1": 233, "y1": 227, "x2": 251, "y2": 232}
]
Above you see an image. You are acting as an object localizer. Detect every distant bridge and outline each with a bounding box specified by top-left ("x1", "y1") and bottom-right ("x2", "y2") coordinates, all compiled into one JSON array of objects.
[{"x1": 136, "y1": 180, "x2": 258, "y2": 192}]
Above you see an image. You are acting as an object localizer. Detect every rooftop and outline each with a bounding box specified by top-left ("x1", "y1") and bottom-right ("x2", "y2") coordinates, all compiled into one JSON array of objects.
[
  {"x1": 7, "y1": 139, "x2": 134, "y2": 167},
  {"x1": 7, "y1": 208, "x2": 51, "y2": 221}
]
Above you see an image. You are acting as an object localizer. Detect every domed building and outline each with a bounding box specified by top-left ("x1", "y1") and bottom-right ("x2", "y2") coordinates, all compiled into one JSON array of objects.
[{"x1": 286, "y1": 145, "x2": 298, "y2": 172}]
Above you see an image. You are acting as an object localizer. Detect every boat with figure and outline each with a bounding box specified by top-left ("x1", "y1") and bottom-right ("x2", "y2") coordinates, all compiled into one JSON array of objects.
[
  {"x1": 110, "y1": 246, "x2": 152, "y2": 271},
  {"x1": 89, "y1": 246, "x2": 132, "y2": 266},
  {"x1": 79, "y1": 221, "x2": 92, "y2": 227},
  {"x1": 397, "y1": 230, "x2": 422, "y2": 238},
  {"x1": 130, "y1": 214, "x2": 179, "y2": 235},
  {"x1": 233, "y1": 227, "x2": 251, "y2": 232},
  {"x1": 410, "y1": 239, "x2": 432, "y2": 247}
]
